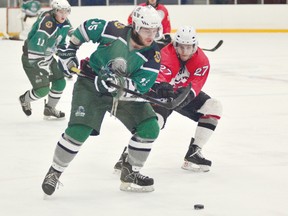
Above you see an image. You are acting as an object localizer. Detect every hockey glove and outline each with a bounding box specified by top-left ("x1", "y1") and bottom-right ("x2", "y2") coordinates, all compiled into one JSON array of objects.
[
  {"x1": 57, "y1": 44, "x2": 79, "y2": 77},
  {"x1": 153, "y1": 82, "x2": 175, "y2": 99},
  {"x1": 158, "y1": 34, "x2": 172, "y2": 44},
  {"x1": 94, "y1": 68, "x2": 123, "y2": 96}
]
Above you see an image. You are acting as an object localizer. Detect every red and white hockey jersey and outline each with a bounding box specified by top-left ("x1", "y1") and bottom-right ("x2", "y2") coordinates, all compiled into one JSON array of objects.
[{"x1": 157, "y1": 44, "x2": 210, "y2": 97}]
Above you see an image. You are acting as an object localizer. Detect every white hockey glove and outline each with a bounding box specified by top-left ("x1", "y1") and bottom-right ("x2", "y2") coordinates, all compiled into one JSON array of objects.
[{"x1": 57, "y1": 44, "x2": 79, "y2": 77}]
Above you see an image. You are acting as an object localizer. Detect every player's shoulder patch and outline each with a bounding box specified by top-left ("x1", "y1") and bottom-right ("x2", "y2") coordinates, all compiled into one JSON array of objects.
[
  {"x1": 39, "y1": 15, "x2": 57, "y2": 35},
  {"x1": 141, "y1": 42, "x2": 161, "y2": 63},
  {"x1": 103, "y1": 20, "x2": 127, "y2": 38},
  {"x1": 154, "y1": 51, "x2": 161, "y2": 63},
  {"x1": 113, "y1": 21, "x2": 126, "y2": 29}
]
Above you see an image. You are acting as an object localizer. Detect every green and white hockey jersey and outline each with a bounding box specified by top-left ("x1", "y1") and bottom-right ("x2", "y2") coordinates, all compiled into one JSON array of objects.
[
  {"x1": 23, "y1": 10, "x2": 72, "y2": 63},
  {"x1": 71, "y1": 19, "x2": 161, "y2": 94},
  {"x1": 21, "y1": 0, "x2": 41, "y2": 17}
]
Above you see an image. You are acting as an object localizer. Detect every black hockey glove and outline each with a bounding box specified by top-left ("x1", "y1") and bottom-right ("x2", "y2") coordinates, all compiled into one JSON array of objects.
[
  {"x1": 94, "y1": 67, "x2": 124, "y2": 96},
  {"x1": 156, "y1": 34, "x2": 172, "y2": 49},
  {"x1": 152, "y1": 82, "x2": 175, "y2": 99},
  {"x1": 162, "y1": 34, "x2": 172, "y2": 44},
  {"x1": 57, "y1": 44, "x2": 79, "y2": 76}
]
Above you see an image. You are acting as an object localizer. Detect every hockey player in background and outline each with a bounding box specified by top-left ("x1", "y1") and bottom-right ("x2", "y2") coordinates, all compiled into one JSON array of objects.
[
  {"x1": 114, "y1": 26, "x2": 223, "y2": 173},
  {"x1": 19, "y1": 0, "x2": 74, "y2": 119},
  {"x1": 41, "y1": 5, "x2": 162, "y2": 196},
  {"x1": 128, "y1": 0, "x2": 171, "y2": 49},
  {"x1": 10, "y1": 0, "x2": 42, "y2": 41}
]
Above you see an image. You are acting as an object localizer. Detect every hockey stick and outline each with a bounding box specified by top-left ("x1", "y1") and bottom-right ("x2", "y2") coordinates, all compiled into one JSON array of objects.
[
  {"x1": 70, "y1": 67, "x2": 191, "y2": 110},
  {"x1": 201, "y1": 40, "x2": 223, "y2": 52},
  {"x1": 108, "y1": 82, "x2": 191, "y2": 110}
]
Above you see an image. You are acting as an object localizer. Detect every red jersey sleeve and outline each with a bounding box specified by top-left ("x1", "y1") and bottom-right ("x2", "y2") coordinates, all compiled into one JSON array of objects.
[
  {"x1": 182, "y1": 48, "x2": 210, "y2": 96},
  {"x1": 127, "y1": 13, "x2": 132, "y2": 25},
  {"x1": 156, "y1": 4, "x2": 171, "y2": 34},
  {"x1": 157, "y1": 44, "x2": 180, "y2": 83}
]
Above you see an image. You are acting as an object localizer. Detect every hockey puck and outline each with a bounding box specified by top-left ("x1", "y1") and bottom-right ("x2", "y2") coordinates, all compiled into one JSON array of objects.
[{"x1": 194, "y1": 204, "x2": 204, "y2": 210}]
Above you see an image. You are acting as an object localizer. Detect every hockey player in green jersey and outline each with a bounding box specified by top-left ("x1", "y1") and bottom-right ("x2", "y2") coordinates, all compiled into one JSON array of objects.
[
  {"x1": 42, "y1": 5, "x2": 162, "y2": 195},
  {"x1": 19, "y1": 0, "x2": 42, "y2": 40},
  {"x1": 9, "y1": 0, "x2": 42, "y2": 41},
  {"x1": 19, "y1": 0, "x2": 75, "y2": 119}
]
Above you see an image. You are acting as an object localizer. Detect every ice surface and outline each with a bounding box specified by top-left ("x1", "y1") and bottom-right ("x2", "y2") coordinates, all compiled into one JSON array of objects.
[{"x1": 0, "y1": 33, "x2": 288, "y2": 216}]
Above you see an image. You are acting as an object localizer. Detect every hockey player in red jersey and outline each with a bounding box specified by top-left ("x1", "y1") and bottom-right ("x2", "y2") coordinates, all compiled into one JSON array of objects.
[
  {"x1": 114, "y1": 26, "x2": 222, "y2": 173},
  {"x1": 128, "y1": 0, "x2": 171, "y2": 48}
]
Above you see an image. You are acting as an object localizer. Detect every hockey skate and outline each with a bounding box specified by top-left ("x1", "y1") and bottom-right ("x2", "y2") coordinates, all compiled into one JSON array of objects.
[
  {"x1": 42, "y1": 166, "x2": 62, "y2": 196},
  {"x1": 113, "y1": 147, "x2": 128, "y2": 175},
  {"x1": 120, "y1": 156, "x2": 154, "y2": 192},
  {"x1": 43, "y1": 101, "x2": 65, "y2": 119},
  {"x1": 181, "y1": 138, "x2": 212, "y2": 172},
  {"x1": 19, "y1": 94, "x2": 32, "y2": 116}
]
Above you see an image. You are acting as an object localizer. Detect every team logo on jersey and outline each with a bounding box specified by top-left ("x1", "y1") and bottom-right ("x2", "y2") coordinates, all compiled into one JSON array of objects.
[
  {"x1": 35, "y1": 75, "x2": 42, "y2": 84},
  {"x1": 45, "y1": 21, "x2": 53, "y2": 28},
  {"x1": 75, "y1": 106, "x2": 85, "y2": 117},
  {"x1": 154, "y1": 51, "x2": 161, "y2": 63},
  {"x1": 114, "y1": 22, "x2": 125, "y2": 29},
  {"x1": 106, "y1": 57, "x2": 127, "y2": 76}
]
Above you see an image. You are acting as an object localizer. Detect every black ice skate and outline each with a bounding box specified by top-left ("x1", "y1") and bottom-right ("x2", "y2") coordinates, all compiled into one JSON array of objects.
[
  {"x1": 43, "y1": 101, "x2": 65, "y2": 119},
  {"x1": 181, "y1": 138, "x2": 212, "y2": 172},
  {"x1": 42, "y1": 166, "x2": 62, "y2": 196},
  {"x1": 19, "y1": 94, "x2": 32, "y2": 116},
  {"x1": 113, "y1": 146, "x2": 128, "y2": 174},
  {"x1": 120, "y1": 156, "x2": 154, "y2": 192}
]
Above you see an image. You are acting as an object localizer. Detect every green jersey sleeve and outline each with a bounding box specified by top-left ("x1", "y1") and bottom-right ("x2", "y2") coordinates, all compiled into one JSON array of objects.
[{"x1": 70, "y1": 19, "x2": 106, "y2": 45}]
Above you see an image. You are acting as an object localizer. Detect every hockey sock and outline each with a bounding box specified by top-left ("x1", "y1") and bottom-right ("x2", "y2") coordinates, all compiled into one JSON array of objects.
[
  {"x1": 47, "y1": 78, "x2": 66, "y2": 107},
  {"x1": 23, "y1": 89, "x2": 40, "y2": 102},
  {"x1": 46, "y1": 89, "x2": 63, "y2": 108},
  {"x1": 127, "y1": 135, "x2": 154, "y2": 168},
  {"x1": 52, "y1": 132, "x2": 86, "y2": 172},
  {"x1": 194, "y1": 115, "x2": 219, "y2": 148}
]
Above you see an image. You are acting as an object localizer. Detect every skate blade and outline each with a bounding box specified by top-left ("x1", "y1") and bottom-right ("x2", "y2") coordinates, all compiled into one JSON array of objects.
[
  {"x1": 120, "y1": 182, "x2": 154, "y2": 192},
  {"x1": 43, "y1": 116, "x2": 65, "y2": 121},
  {"x1": 181, "y1": 161, "x2": 210, "y2": 172}
]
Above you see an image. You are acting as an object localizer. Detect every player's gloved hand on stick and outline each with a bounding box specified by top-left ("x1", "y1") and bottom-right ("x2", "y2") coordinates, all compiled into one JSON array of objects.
[
  {"x1": 153, "y1": 82, "x2": 175, "y2": 99},
  {"x1": 94, "y1": 67, "x2": 123, "y2": 96},
  {"x1": 57, "y1": 44, "x2": 79, "y2": 76}
]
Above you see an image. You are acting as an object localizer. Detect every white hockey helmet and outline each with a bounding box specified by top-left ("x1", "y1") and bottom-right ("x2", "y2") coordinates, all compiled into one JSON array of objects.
[
  {"x1": 51, "y1": 0, "x2": 71, "y2": 13},
  {"x1": 174, "y1": 26, "x2": 198, "y2": 53},
  {"x1": 132, "y1": 5, "x2": 162, "y2": 33}
]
